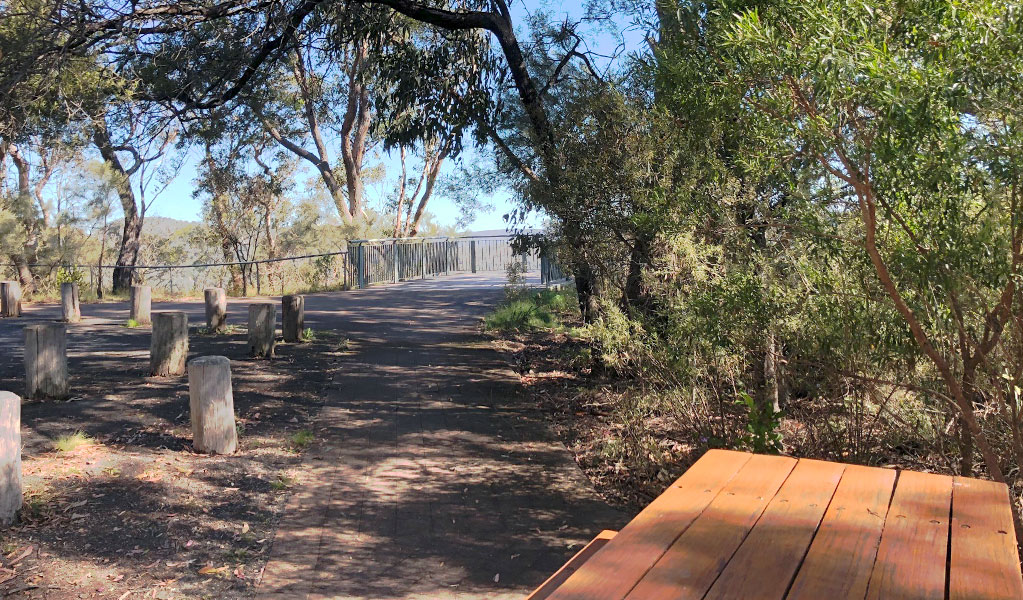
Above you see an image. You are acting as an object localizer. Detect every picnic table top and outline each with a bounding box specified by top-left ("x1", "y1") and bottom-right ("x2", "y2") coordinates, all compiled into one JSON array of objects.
[{"x1": 539, "y1": 449, "x2": 1023, "y2": 600}]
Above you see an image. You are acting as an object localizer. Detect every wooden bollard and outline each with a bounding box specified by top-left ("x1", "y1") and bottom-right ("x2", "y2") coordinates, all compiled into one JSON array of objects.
[
  {"x1": 248, "y1": 303, "x2": 275, "y2": 358},
  {"x1": 61, "y1": 282, "x2": 81, "y2": 323},
  {"x1": 187, "y1": 356, "x2": 237, "y2": 454},
  {"x1": 1, "y1": 281, "x2": 22, "y2": 318},
  {"x1": 129, "y1": 285, "x2": 151, "y2": 325},
  {"x1": 282, "y1": 295, "x2": 305, "y2": 343},
  {"x1": 150, "y1": 312, "x2": 188, "y2": 376},
  {"x1": 204, "y1": 288, "x2": 227, "y2": 332},
  {"x1": 24, "y1": 324, "x2": 68, "y2": 399},
  {"x1": 0, "y1": 391, "x2": 21, "y2": 524}
]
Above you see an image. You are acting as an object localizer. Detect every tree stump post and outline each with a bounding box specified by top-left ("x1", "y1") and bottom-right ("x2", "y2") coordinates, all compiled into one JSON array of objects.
[
  {"x1": 187, "y1": 356, "x2": 237, "y2": 454},
  {"x1": 24, "y1": 324, "x2": 68, "y2": 399},
  {"x1": 130, "y1": 285, "x2": 152, "y2": 325},
  {"x1": 1, "y1": 282, "x2": 22, "y2": 318},
  {"x1": 0, "y1": 391, "x2": 21, "y2": 525},
  {"x1": 248, "y1": 303, "x2": 276, "y2": 358},
  {"x1": 61, "y1": 283, "x2": 81, "y2": 323},
  {"x1": 150, "y1": 312, "x2": 188, "y2": 376},
  {"x1": 204, "y1": 288, "x2": 227, "y2": 332},
  {"x1": 282, "y1": 295, "x2": 305, "y2": 343}
]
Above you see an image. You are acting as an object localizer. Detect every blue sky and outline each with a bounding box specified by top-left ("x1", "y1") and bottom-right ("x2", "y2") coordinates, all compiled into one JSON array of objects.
[{"x1": 144, "y1": 1, "x2": 640, "y2": 232}]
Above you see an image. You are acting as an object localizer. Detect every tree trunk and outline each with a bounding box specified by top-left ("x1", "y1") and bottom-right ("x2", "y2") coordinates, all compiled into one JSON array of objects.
[
  {"x1": 93, "y1": 121, "x2": 143, "y2": 294},
  {"x1": 574, "y1": 262, "x2": 599, "y2": 324}
]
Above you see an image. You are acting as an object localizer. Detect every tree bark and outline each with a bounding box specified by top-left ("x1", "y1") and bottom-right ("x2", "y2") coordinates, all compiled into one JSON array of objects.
[{"x1": 93, "y1": 120, "x2": 143, "y2": 294}]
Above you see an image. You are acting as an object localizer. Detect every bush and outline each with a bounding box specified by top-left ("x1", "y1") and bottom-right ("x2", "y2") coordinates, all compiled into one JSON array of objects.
[{"x1": 485, "y1": 289, "x2": 575, "y2": 333}]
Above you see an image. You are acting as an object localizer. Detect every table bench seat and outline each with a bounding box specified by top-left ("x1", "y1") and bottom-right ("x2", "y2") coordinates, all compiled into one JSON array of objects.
[{"x1": 529, "y1": 450, "x2": 1023, "y2": 600}]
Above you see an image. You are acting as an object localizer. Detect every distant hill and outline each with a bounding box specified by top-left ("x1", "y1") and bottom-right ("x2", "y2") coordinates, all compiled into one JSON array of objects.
[{"x1": 142, "y1": 216, "x2": 199, "y2": 237}]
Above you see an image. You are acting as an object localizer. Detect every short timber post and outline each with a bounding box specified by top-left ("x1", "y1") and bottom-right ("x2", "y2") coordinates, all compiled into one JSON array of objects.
[
  {"x1": 248, "y1": 303, "x2": 275, "y2": 358},
  {"x1": 60, "y1": 283, "x2": 81, "y2": 323},
  {"x1": 282, "y1": 295, "x2": 305, "y2": 343},
  {"x1": 187, "y1": 356, "x2": 237, "y2": 454},
  {"x1": 204, "y1": 288, "x2": 227, "y2": 332},
  {"x1": 470, "y1": 240, "x2": 477, "y2": 273},
  {"x1": 24, "y1": 324, "x2": 68, "y2": 399},
  {"x1": 0, "y1": 391, "x2": 21, "y2": 525},
  {"x1": 129, "y1": 285, "x2": 152, "y2": 325},
  {"x1": 1, "y1": 282, "x2": 22, "y2": 318},
  {"x1": 150, "y1": 312, "x2": 189, "y2": 376}
]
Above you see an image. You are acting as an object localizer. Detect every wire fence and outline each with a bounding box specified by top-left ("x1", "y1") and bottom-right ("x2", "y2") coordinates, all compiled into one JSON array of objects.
[{"x1": 4, "y1": 235, "x2": 570, "y2": 297}]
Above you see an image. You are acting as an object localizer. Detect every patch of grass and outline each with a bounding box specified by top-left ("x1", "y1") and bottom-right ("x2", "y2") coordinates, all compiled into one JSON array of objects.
[
  {"x1": 336, "y1": 337, "x2": 351, "y2": 352},
  {"x1": 300, "y1": 327, "x2": 316, "y2": 342},
  {"x1": 485, "y1": 289, "x2": 576, "y2": 333},
  {"x1": 124, "y1": 318, "x2": 141, "y2": 328},
  {"x1": 289, "y1": 430, "x2": 314, "y2": 452},
  {"x1": 53, "y1": 431, "x2": 94, "y2": 453},
  {"x1": 270, "y1": 475, "x2": 295, "y2": 491}
]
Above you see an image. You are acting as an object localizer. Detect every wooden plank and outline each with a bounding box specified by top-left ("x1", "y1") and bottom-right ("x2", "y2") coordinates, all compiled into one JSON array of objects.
[
  {"x1": 949, "y1": 476, "x2": 1023, "y2": 600},
  {"x1": 786, "y1": 464, "x2": 896, "y2": 600},
  {"x1": 624, "y1": 453, "x2": 797, "y2": 600},
  {"x1": 864, "y1": 470, "x2": 953, "y2": 600},
  {"x1": 704, "y1": 458, "x2": 845, "y2": 600},
  {"x1": 545, "y1": 449, "x2": 753, "y2": 600},
  {"x1": 527, "y1": 530, "x2": 618, "y2": 600}
]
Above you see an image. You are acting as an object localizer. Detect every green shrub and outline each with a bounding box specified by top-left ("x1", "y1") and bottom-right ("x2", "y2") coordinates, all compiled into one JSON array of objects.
[{"x1": 485, "y1": 289, "x2": 575, "y2": 333}]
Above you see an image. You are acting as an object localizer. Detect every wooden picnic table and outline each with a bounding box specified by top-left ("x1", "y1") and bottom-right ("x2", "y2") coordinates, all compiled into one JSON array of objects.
[{"x1": 529, "y1": 449, "x2": 1023, "y2": 600}]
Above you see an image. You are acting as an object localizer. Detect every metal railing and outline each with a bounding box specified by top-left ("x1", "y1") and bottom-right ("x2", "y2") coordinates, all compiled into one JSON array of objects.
[
  {"x1": 6, "y1": 235, "x2": 567, "y2": 295},
  {"x1": 347, "y1": 236, "x2": 541, "y2": 288}
]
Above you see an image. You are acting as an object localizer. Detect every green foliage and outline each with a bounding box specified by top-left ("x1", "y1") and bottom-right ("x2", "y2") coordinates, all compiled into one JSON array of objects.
[
  {"x1": 735, "y1": 392, "x2": 783, "y2": 454},
  {"x1": 56, "y1": 266, "x2": 85, "y2": 286},
  {"x1": 485, "y1": 288, "x2": 575, "y2": 333},
  {"x1": 289, "y1": 430, "x2": 314, "y2": 452},
  {"x1": 124, "y1": 319, "x2": 140, "y2": 329},
  {"x1": 300, "y1": 328, "x2": 316, "y2": 342},
  {"x1": 53, "y1": 431, "x2": 94, "y2": 453}
]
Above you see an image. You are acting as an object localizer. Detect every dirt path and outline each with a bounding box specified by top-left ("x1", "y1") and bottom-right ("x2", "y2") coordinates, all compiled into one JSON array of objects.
[
  {"x1": 0, "y1": 273, "x2": 625, "y2": 599},
  {"x1": 256, "y1": 274, "x2": 624, "y2": 599}
]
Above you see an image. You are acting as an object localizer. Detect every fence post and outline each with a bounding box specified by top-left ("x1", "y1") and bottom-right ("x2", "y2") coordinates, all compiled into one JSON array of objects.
[
  {"x1": 392, "y1": 240, "x2": 399, "y2": 283},
  {"x1": 357, "y1": 244, "x2": 366, "y2": 289},
  {"x1": 470, "y1": 240, "x2": 477, "y2": 273},
  {"x1": 421, "y1": 241, "x2": 427, "y2": 279}
]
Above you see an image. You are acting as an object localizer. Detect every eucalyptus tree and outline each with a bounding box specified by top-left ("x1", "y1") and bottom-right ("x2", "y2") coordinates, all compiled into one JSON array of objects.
[
  {"x1": 13, "y1": 0, "x2": 614, "y2": 315},
  {"x1": 682, "y1": 0, "x2": 1023, "y2": 495}
]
